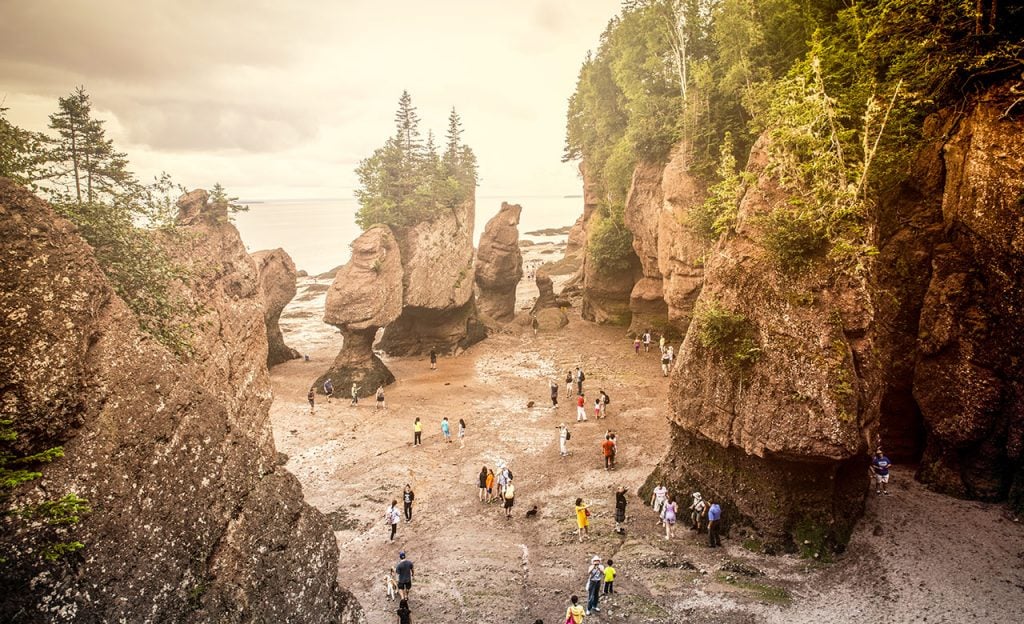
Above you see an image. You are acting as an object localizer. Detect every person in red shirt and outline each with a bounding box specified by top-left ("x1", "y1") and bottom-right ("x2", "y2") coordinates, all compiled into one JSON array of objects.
[
  {"x1": 602, "y1": 434, "x2": 615, "y2": 470},
  {"x1": 576, "y1": 393, "x2": 587, "y2": 422}
]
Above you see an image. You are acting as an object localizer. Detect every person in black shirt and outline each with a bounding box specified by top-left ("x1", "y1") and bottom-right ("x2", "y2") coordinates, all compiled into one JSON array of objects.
[
  {"x1": 395, "y1": 551, "x2": 414, "y2": 600},
  {"x1": 614, "y1": 486, "x2": 627, "y2": 534},
  {"x1": 403, "y1": 484, "x2": 415, "y2": 523}
]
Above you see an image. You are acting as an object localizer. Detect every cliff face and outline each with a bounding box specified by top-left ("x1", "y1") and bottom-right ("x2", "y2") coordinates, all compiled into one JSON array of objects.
[
  {"x1": 251, "y1": 248, "x2": 302, "y2": 367},
  {"x1": 318, "y1": 224, "x2": 404, "y2": 397},
  {"x1": 377, "y1": 197, "x2": 485, "y2": 355},
  {"x1": 0, "y1": 182, "x2": 362, "y2": 623},
  {"x1": 474, "y1": 202, "x2": 523, "y2": 322},
  {"x1": 623, "y1": 160, "x2": 668, "y2": 336}
]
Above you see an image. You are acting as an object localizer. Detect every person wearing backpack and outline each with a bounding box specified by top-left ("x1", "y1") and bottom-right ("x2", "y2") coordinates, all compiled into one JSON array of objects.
[
  {"x1": 565, "y1": 370, "x2": 574, "y2": 399},
  {"x1": 558, "y1": 423, "x2": 570, "y2": 457},
  {"x1": 689, "y1": 492, "x2": 707, "y2": 532},
  {"x1": 564, "y1": 595, "x2": 585, "y2": 623},
  {"x1": 598, "y1": 390, "x2": 610, "y2": 418},
  {"x1": 575, "y1": 366, "x2": 585, "y2": 395},
  {"x1": 503, "y1": 478, "x2": 516, "y2": 518},
  {"x1": 575, "y1": 498, "x2": 591, "y2": 542}
]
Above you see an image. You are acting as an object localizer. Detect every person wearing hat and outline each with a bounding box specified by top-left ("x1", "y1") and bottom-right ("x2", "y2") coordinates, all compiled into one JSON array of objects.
[
  {"x1": 871, "y1": 449, "x2": 892, "y2": 495},
  {"x1": 689, "y1": 492, "x2": 707, "y2": 532},
  {"x1": 395, "y1": 551, "x2": 414, "y2": 601},
  {"x1": 585, "y1": 555, "x2": 605, "y2": 615}
]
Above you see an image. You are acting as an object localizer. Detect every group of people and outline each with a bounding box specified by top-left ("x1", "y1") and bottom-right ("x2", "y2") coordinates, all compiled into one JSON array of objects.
[
  {"x1": 632, "y1": 329, "x2": 677, "y2": 378},
  {"x1": 650, "y1": 483, "x2": 723, "y2": 546},
  {"x1": 477, "y1": 464, "x2": 516, "y2": 516},
  {"x1": 412, "y1": 416, "x2": 466, "y2": 447},
  {"x1": 384, "y1": 484, "x2": 417, "y2": 542},
  {"x1": 308, "y1": 380, "x2": 387, "y2": 413}
]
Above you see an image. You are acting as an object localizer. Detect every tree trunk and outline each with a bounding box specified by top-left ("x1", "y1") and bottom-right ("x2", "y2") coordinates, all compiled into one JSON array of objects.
[{"x1": 70, "y1": 121, "x2": 81, "y2": 203}]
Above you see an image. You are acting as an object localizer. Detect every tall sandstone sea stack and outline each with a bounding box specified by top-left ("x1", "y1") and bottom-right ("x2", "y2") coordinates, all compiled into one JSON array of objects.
[
  {"x1": 251, "y1": 247, "x2": 302, "y2": 367},
  {"x1": 474, "y1": 202, "x2": 523, "y2": 323},
  {"x1": 0, "y1": 182, "x2": 363, "y2": 623},
  {"x1": 317, "y1": 225, "x2": 404, "y2": 398}
]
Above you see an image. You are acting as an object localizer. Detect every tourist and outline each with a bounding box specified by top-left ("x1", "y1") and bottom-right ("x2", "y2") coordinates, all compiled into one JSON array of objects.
[
  {"x1": 550, "y1": 378, "x2": 559, "y2": 409},
  {"x1": 593, "y1": 397, "x2": 602, "y2": 420},
  {"x1": 441, "y1": 417, "x2": 451, "y2": 444},
  {"x1": 565, "y1": 370, "x2": 574, "y2": 398},
  {"x1": 376, "y1": 385, "x2": 386, "y2": 410},
  {"x1": 574, "y1": 497, "x2": 590, "y2": 542},
  {"x1": 575, "y1": 366, "x2": 585, "y2": 395},
  {"x1": 386, "y1": 500, "x2": 401, "y2": 542},
  {"x1": 614, "y1": 486, "x2": 627, "y2": 534},
  {"x1": 603, "y1": 559, "x2": 616, "y2": 594},
  {"x1": 503, "y1": 478, "x2": 515, "y2": 518},
  {"x1": 609, "y1": 433, "x2": 617, "y2": 468},
  {"x1": 576, "y1": 393, "x2": 587, "y2": 422},
  {"x1": 633, "y1": 336, "x2": 641, "y2": 355},
  {"x1": 486, "y1": 468, "x2": 495, "y2": 503},
  {"x1": 650, "y1": 483, "x2": 668, "y2": 524},
  {"x1": 396, "y1": 598, "x2": 411, "y2": 624},
  {"x1": 531, "y1": 314, "x2": 539, "y2": 336},
  {"x1": 661, "y1": 348, "x2": 671, "y2": 376},
  {"x1": 413, "y1": 417, "x2": 422, "y2": 446},
  {"x1": 663, "y1": 495, "x2": 678, "y2": 540},
  {"x1": 402, "y1": 484, "x2": 415, "y2": 523},
  {"x1": 585, "y1": 556, "x2": 604, "y2": 614},
  {"x1": 667, "y1": 345, "x2": 675, "y2": 371},
  {"x1": 478, "y1": 466, "x2": 488, "y2": 502},
  {"x1": 496, "y1": 465, "x2": 508, "y2": 500},
  {"x1": 558, "y1": 423, "x2": 570, "y2": 457},
  {"x1": 872, "y1": 449, "x2": 892, "y2": 495},
  {"x1": 659, "y1": 334, "x2": 666, "y2": 354},
  {"x1": 323, "y1": 378, "x2": 334, "y2": 403},
  {"x1": 598, "y1": 389, "x2": 610, "y2": 418},
  {"x1": 707, "y1": 499, "x2": 722, "y2": 547},
  {"x1": 601, "y1": 434, "x2": 615, "y2": 471},
  {"x1": 395, "y1": 551, "x2": 414, "y2": 600},
  {"x1": 689, "y1": 492, "x2": 706, "y2": 532},
  {"x1": 429, "y1": 347, "x2": 437, "y2": 370},
  {"x1": 564, "y1": 595, "x2": 585, "y2": 624},
  {"x1": 458, "y1": 418, "x2": 466, "y2": 448},
  {"x1": 642, "y1": 329, "x2": 651, "y2": 353},
  {"x1": 307, "y1": 387, "x2": 315, "y2": 414},
  {"x1": 350, "y1": 383, "x2": 360, "y2": 406}
]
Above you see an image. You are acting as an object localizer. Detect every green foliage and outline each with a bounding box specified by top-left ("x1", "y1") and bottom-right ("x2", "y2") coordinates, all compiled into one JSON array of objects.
[
  {"x1": 1, "y1": 419, "x2": 89, "y2": 564},
  {"x1": 588, "y1": 207, "x2": 635, "y2": 274},
  {"x1": 757, "y1": 202, "x2": 829, "y2": 271},
  {"x1": 210, "y1": 182, "x2": 248, "y2": 216},
  {"x1": 694, "y1": 301, "x2": 760, "y2": 368},
  {"x1": 355, "y1": 93, "x2": 478, "y2": 230},
  {"x1": 0, "y1": 106, "x2": 48, "y2": 187},
  {"x1": 688, "y1": 132, "x2": 749, "y2": 240}
]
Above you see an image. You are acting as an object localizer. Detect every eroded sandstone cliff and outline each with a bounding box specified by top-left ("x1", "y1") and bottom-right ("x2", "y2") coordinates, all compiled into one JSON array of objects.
[
  {"x1": 474, "y1": 202, "x2": 523, "y2": 323},
  {"x1": 0, "y1": 182, "x2": 362, "y2": 623},
  {"x1": 251, "y1": 247, "x2": 302, "y2": 367}
]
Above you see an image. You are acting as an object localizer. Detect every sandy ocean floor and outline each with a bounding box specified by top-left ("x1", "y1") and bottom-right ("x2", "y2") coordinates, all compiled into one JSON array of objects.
[{"x1": 269, "y1": 242, "x2": 1024, "y2": 624}]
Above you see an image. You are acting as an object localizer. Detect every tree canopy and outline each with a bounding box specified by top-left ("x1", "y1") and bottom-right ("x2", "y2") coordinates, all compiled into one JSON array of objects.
[{"x1": 355, "y1": 91, "x2": 478, "y2": 230}]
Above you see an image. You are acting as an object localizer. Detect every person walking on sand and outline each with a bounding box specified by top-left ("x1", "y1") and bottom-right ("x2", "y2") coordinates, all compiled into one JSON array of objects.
[
  {"x1": 396, "y1": 597, "x2": 411, "y2": 624},
  {"x1": 633, "y1": 336, "x2": 641, "y2": 355},
  {"x1": 601, "y1": 434, "x2": 615, "y2": 471},
  {"x1": 503, "y1": 478, "x2": 516, "y2": 518},
  {"x1": 707, "y1": 499, "x2": 722, "y2": 547},
  {"x1": 413, "y1": 417, "x2": 422, "y2": 446},
  {"x1": 585, "y1": 556, "x2": 604, "y2": 615},
  {"x1": 575, "y1": 366, "x2": 585, "y2": 396},
  {"x1": 576, "y1": 393, "x2": 587, "y2": 422},
  {"x1": 478, "y1": 466, "x2": 488, "y2": 502},
  {"x1": 550, "y1": 378, "x2": 559, "y2": 409},
  {"x1": 598, "y1": 389, "x2": 610, "y2": 418},
  {"x1": 441, "y1": 416, "x2": 451, "y2": 444},
  {"x1": 661, "y1": 348, "x2": 671, "y2": 377},
  {"x1": 395, "y1": 551, "x2": 414, "y2": 600},
  {"x1": 575, "y1": 497, "x2": 591, "y2": 542},
  {"x1": 603, "y1": 559, "x2": 616, "y2": 595},
  {"x1": 486, "y1": 468, "x2": 495, "y2": 503},
  {"x1": 557, "y1": 423, "x2": 570, "y2": 457},
  {"x1": 650, "y1": 483, "x2": 668, "y2": 524},
  {"x1": 872, "y1": 449, "x2": 892, "y2": 495},
  {"x1": 307, "y1": 387, "x2": 315, "y2": 414},
  {"x1": 385, "y1": 500, "x2": 401, "y2": 542},
  {"x1": 663, "y1": 494, "x2": 678, "y2": 540},
  {"x1": 609, "y1": 432, "x2": 617, "y2": 468},
  {"x1": 323, "y1": 378, "x2": 334, "y2": 403},
  {"x1": 376, "y1": 385, "x2": 386, "y2": 410},
  {"x1": 593, "y1": 397, "x2": 602, "y2": 420},
  {"x1": 429, "y1": 347, "x2": 437, "y2": 370},
  {"x1": 667, "y1": 345, "x2": 675, "y2": 371},
  {"x1": 614, "y1": 486, "x2": 627, "y2": 534},
  {"x1": 350, "y1": 383, "x2": 360, "y2": 406},
  {"x1": 565, "y1": 595, "x2": 585, "y2": 624},
  {"x1": 458, "y1": 418, "x2": 466, "y2": 448},
  {"x1": 496, "y1": 465, "x2": 508, "y2": 500},
  {"x1": 689, "y1": 492, "x2": 707, "y2": 532},
  {"x1": 402, "y1": 484, "x2": 415, "y2": 523},
  {"x1": 642, "y1": 329, "x2": 651, "y2": 353},
  {"x1": 659, "y1": 333, "x2": 666, "y2": 354},
  {"x1": 565, "y1": 370, "x2": 574, "y2": 398}
]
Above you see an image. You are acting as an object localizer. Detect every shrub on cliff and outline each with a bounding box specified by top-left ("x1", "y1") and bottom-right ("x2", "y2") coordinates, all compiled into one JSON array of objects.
[
  {"x1": 694, "y1": 301, "x2": 760, "y2": 369},
  {"x1": 588, "y1": 207, "x2": 635, "y2": 274},
  {"x1": 355, "y1": 92, "x2": 478, "y2": 230}
]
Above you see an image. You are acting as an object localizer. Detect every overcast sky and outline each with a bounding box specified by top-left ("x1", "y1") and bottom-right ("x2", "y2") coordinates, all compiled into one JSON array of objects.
[{"x1": 0, "y1": 0, "x2": 622, "y2": 200}]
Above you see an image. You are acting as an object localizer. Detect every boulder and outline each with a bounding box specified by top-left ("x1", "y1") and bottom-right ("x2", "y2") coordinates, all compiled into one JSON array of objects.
[
  {"x1": 536, "y1": 306, "x2": 569, "y2": 331},
  {"x1": 251, "y1": 248, "x2": 302, "y2": 367},
  {"x1": 474, "y1": 202, "x2": 523, "y2": 322},
  {"x1": 317, "y1": 225, "x2": 404, "y2": 397},
  {"x1": 0, "y1": 181, "x2": 362, "y2": 622}
]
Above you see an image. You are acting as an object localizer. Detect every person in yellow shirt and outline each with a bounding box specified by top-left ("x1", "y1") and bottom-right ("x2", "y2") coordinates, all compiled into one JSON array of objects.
[
  {"x1": 413, "y1": 417, "x2": 422, "y2": 446},
  {"x1": 575, "y1": 498, "x2": 590, "y2": 542},
  {"x1": 602, "y1": 559, "x2": 616, "y2": 594},
  {"x1": 565, "y1": 594, "x2": 585, "y2": 623}
]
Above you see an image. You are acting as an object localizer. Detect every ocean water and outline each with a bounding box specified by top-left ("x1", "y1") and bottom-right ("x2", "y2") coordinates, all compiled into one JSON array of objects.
[{"x1": 232, "y1": 195, "x2": 582, "y2": 275}]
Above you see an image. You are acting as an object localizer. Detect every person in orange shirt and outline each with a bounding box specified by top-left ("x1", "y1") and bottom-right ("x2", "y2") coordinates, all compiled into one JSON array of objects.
[
  {"x1": 601, "y1": 434, "x2": 615, "y2": 471},
  {"x1": 485, "y1": 469, "x2": 495, "y2": 503},
  {"x1": 576, "y1": 393, "x2": 587, "y2": 422}
]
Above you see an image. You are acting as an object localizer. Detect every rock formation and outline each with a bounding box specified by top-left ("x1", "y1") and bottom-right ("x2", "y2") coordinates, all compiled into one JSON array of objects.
[
  {"x1": 623, "y1": 160, "x2": 669, "y2": 336},
  {"x1": 317, "y1": 225, "x2": 404, "y2": 398},
  {"x1": 251, "y1": 248, "x2": 302, "y2": 367},
  {"x1": 0, "y1": 181, "x2": 362, "y2": 623},
  {"x1": 474, "y1": 202, "x2": 523, "y2": 322},
  {"x1": 377, "y1": 197, "x2": 486, "y2": 355}
]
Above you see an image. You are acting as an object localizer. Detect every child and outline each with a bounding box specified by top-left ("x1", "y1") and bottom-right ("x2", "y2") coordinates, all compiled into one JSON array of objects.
[
  {"x1": 594, "y1": 397, "x2": 602, "y2": 420},
  {"x1": 633, "y1": 337, "x2": 641, "y2": 355},
  {"x1": 441, "y1": 417, "x2": 451, "y2": 443},
  {"x1": 603, "y1": 559, "x2": 616, "y2": 594},
  {"x1": 458, "y1": 418, "x2": 466, "y2": 448},
  {"x1": 376, "y1": 385, "x2": 386, "y2": 410}
]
